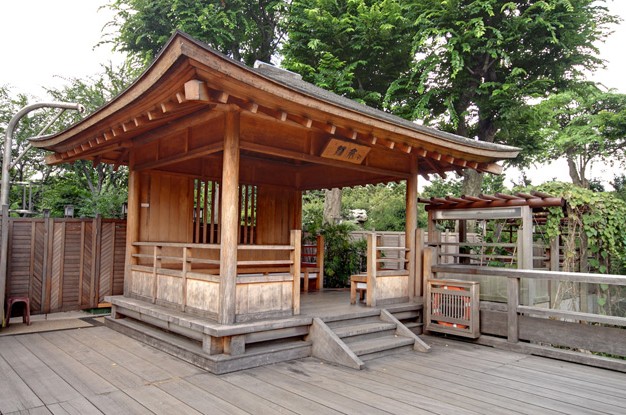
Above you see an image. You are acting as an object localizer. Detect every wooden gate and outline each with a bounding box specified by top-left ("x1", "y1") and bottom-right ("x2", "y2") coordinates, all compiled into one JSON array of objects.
[{"x1": 2, "y1": 216, "x2": 126, "y2": 314}]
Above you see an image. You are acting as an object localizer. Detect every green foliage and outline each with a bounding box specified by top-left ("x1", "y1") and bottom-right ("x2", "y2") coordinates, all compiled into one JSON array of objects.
[
  {"x1": 513, "y1": 84, "x2": 626, "y2": 187},
  {"x1": 282, "y1": 0, "x2": 414, "y2": 108},
  {"x1": 533, "y1": 181, "x2": 626, "y2": 275},
  {"x1": 104, "y1": 0, "x2": 289, "y2": 66},
  {"x1": 342, "y1": 183, "x2": 407, "y2": 231},
  {"x1": 386, "y1": 0, "x2": 618, "y2": 168},
  {"x1": 302, "y1": 190, "x2": 325, "y2": 231},
  {"x1": 0, "y1": 61, "x2": 136, "y2": 218},
  {"x1": 314, "y1": 222, "x2": 366, "y2": 288},
  {"x1": 612, "y1": 174, "x2": 626, "y2": 203}
]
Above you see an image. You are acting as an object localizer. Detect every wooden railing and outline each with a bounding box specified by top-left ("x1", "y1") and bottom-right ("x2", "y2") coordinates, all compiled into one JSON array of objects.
[
  {"x1": 426, "y1": 252, "x2": 626, "y2": 370},
  {"x1": 130, "y1": 235, "x2": 300, "y2": 319},
  {"x1": 358, "y1": 233, "x2": 410, "y2": 306}
]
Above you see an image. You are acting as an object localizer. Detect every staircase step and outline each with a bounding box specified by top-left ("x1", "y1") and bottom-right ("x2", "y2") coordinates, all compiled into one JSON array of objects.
[
  {"x1": 349, "y1": 335, "x2": 415, "y2": 360},
  {"x1": 392, "y1": 310, "x2": 421, "y2": 320},
  {"x1": 105, "y1": 316, "x2": 311, "y2": 374},
  {"x1": 333, "y1": 321, "x2": 397, "y2": 343},
  {"x1": 325, "y1": 314, "x2": 383, "y2": 329}
]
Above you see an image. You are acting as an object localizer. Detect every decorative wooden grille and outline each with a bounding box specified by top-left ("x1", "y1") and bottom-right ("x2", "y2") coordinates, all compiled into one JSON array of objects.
[
  {"x1": 193, "y1": 179, "x2": 256, "y2": 244},
  {"x1": 426, "y1": 279, "x2": 480, "y2": 338}
]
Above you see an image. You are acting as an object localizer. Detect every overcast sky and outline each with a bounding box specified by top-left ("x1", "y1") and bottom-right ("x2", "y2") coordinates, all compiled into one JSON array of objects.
[{"x1": 1, "y1": 0, "x2": 625, "y2": 187}]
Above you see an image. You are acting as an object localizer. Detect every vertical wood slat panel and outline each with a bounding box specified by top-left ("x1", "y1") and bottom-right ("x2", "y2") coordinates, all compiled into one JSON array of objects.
[{"x1": 1, "y1": 217, "x2": 129, "y2": 314}]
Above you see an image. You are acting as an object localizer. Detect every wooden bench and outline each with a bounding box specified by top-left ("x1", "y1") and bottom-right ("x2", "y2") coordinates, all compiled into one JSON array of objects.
[
  {"x1": 301, "y1": 238, "x2": 324, "y2": 292},
  {"x1": 350, "y1": 274, "x2": 367, "y2": 304}
]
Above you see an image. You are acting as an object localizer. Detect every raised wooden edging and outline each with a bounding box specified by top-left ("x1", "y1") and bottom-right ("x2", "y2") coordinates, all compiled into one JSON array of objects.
[{"x1": 431, "y1": 263, "x2": 626, "y2": 371}]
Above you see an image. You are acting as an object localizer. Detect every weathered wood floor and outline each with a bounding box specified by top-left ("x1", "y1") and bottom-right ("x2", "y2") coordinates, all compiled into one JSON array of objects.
[{"x1": 1, "y1": 324, "x2": 625, "y2": 414}]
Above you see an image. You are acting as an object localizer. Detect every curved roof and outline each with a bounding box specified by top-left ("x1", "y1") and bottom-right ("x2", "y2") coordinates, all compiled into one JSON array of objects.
[{"x1": 31, "y1": 31, "x2": 519, "y2": 186}]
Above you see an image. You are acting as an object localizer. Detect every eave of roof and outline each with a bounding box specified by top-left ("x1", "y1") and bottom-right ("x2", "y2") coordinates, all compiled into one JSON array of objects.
[{"x1": 30, "y1": 31, "x2": 520, "y2": 168}]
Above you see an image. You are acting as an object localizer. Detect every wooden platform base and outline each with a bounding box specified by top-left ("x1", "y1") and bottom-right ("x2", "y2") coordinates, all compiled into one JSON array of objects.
[
  {"x1": 106, "y1": 294, "x2": 428, "y2": 374},
  {"x1": 105, "y1": 316, "x2": 312, "y2": 374}
]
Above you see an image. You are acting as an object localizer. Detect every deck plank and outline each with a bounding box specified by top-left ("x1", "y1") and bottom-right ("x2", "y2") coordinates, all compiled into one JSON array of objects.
[
  {"x1": 42, "y1": 331, "x2": 147, "y2": 389},
  {"x1": 220, "y1": 370, "x2": 340, "y2": 415},
  {"x1": 247, "y1": 364, "x2": 394, "y2": 415},
  {"x1": 1, "y1": 319, "x2": 625, "y2": 415},
  {"x1": 122, "y1": 385, "x2": 202, "y2": 415},
  {"x1": 88, "y1": 326, "x2": 204, "y2": 378},
  {"x1": 155, "y1": 377, "x2": 250, "y2": 414},
  {"x1": 64, "y1": 327, "x2": 173, "y2": 383},
  {"x1": 15, "y1": 333, "x2": 118, "y2": 397},
  {"x1": 44, "y1": 396, "x2": 103, "y2": 415},
  {"x1": 4, "y1": 406, "x2": 53, "y2": 415},
  {"x1": 185, "y1": 372, "x2": 299, "y2": 414},
  {"x1": 281, "y1": 358, "x2": 480, "y2": 415},
  {"x1": 0, "y1": 336, "x2": 81, "y2": 406},
  {"x1": 84, "y1": 391, "x2": 153, "y2": 415},
  {"x1": 396, "y1": 347, "x2": 619, "y2": 414},
  {"x1": 370, "y1": 354, "x2": 566, "y2": 414},
  {"x1": 0, "y1": 352, "x2": 45, "y2": 413}
]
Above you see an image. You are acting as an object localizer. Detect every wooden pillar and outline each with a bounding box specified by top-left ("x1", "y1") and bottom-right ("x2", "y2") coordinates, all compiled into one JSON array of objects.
[
  {"x1": 366, "y1": 232, "x2": 377, "y2": 307},
  {"x1": 290, "y1": 230, "x2": 301, "y2": 315},
  {"x1": 414, "y1": 228, "x2": 424, "y2": 297},
  {"x1": 316, "y1": 234, "x2": 325, "y2": 290},
  {"x1": 406, "y1": 155, "x2": 418, "y2": 300},
  {"x1": 124, "y1": 153, "x2": 140, "y2": 297},
  {"x1": 218, "y1": 110, "x2": 241, "y2": 325}
]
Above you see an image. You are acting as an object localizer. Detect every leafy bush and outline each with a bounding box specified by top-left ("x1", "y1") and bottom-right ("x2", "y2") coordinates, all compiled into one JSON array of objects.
[{"x1": 306, "y1": 222, "x2": 366, "y2": 288}]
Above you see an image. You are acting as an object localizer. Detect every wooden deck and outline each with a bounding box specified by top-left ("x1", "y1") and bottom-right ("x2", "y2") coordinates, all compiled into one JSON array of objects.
[{"x1": 2, "y1": 322, "x2": 625, "y2": 414}]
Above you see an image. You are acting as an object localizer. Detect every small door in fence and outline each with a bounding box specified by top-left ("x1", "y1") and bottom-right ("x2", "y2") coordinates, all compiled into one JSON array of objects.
[{"x1": 426, "y1": 279, "x2": 480, "y2": 338}]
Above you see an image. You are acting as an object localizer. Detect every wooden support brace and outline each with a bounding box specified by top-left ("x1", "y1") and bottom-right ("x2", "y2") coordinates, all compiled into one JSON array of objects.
[
  {"x1": 202, "y1": 334, "x2": 224, "y2": 355},
  {"x1": 224, "y1": 335, "x2": 245, "y2": 356},
  {"x1": 184, "y1": 79, "x2": 210, "y2": 101}
]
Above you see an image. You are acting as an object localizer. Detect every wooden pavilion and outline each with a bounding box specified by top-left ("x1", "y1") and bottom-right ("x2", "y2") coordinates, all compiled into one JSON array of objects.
[{"x1": 30, "y1": 31, "x2": 519, "y2": 373}]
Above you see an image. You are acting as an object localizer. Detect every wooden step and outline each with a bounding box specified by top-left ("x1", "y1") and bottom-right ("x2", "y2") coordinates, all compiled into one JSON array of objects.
[
  {"x1": 333, "y1": 321, "x2": 397, "y2": 344},
  {"x1": 349, "y1": 335, "x2": 415, "y2": 361},
  {"x1": 392, "y1": 310, "x2": 421, "y2": 320},
  {"x1": 105, "y1": 316, "x2": 312, "y2": 374},
  {"x1": 324, "y1": 314, "x2": 383, "y2": 329}
]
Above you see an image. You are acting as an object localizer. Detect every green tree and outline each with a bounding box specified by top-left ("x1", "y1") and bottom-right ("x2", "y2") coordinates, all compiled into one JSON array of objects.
[
  {"x1": 104, "y1": 0, "x2": 289, "y2": 66},
  {"x1": 282, "y1": 0, "x2": 414, "y2": 109},
  {"x1": 522, "y1": 84, "x2": 626, "y2": 188},
  {"x1": 40, "y1": 62, "x2": 140, "y2": 218},
  {"x1": 0, "y1": 86, "x2": 62, "y2": 213},
  {"x1": 387, "y1": 0, "x2": 618, "y2": 195}
]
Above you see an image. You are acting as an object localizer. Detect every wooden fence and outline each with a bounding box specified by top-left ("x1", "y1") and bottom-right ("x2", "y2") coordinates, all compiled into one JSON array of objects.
[{"x1": 2, "y1": 216, "x2": 126, "y2": 314}]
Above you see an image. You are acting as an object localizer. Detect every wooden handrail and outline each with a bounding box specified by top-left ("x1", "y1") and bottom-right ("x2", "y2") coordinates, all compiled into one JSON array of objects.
[{"x1": 432, "y1": 264, "x2": 626, "y2": 286}]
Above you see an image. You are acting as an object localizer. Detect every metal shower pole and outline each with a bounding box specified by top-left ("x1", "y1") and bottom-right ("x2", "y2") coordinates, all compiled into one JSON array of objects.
[{"x1": 1, "y1": 101, "x2": 83, "y2": 327}]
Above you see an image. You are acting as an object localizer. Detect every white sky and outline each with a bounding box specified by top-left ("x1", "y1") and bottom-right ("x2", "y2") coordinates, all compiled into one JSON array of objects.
[{"x1": 1, "y1": 0, "x2": 625, "y2": 189}]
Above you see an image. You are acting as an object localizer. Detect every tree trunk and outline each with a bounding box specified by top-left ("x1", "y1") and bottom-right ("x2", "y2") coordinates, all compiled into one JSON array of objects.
[
  {"x1": 462, "y1": 169, "x2": 483, "y2": 197},
  {"x1": 323, "y1": 188, "x2": 342, "y2": 224},
  {"x1": 566, "y1": 152, "x2": 586, "y2": 188}
]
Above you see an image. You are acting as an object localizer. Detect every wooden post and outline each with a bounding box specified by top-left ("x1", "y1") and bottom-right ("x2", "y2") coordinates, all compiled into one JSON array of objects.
[
  {"x1": 366, "y1": 232, "x2": 377, "y2": 307},
  {"x1": 43, "y1": 211, "x2": 53, "y2": 313},
  {"x1": 507, "y1": 276, "x2": 520, "y2": 343},
  {"x1": 414, "y1": 228, "x2": 424, "y2": 297},
  {"x1": 218, "y1": 110, "x2": 241, "y2": 325},
  {"x1": 520, "y1": 206, "x2": 534, "y2": 305},
  {"x1": 182, "y1": 247, "x2": 190, "y2": 311},
  {"x1": 316, "y1": 234, "x2": 324, "y2": 290},
  {"x1": 124, "y1": 153, "x2": 140, "y2": 297},
  {"x1": 0, "y1": 204, "x2": 9, "y2": 326},
  {"x1": 291, "y1": 229, "x2": 301, "y2": 315},
  {"x1": 406, "y1": 155, "x2": 418, "y2": 300}
]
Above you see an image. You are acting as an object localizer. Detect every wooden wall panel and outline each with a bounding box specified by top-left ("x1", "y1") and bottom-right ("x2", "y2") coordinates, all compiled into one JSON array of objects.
[
  {"x1": 1, "y1": 217, "x2": 127, "y2": 314},
  {"x1": 255, "y1": 185, "x2": 297, "y2": 245},
  {"x1": 7, "y1": 221, "x2": 33, "y2": 299},
  {"x1": 139, "y1": 172, "x2": 193, "y2": 243}
]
